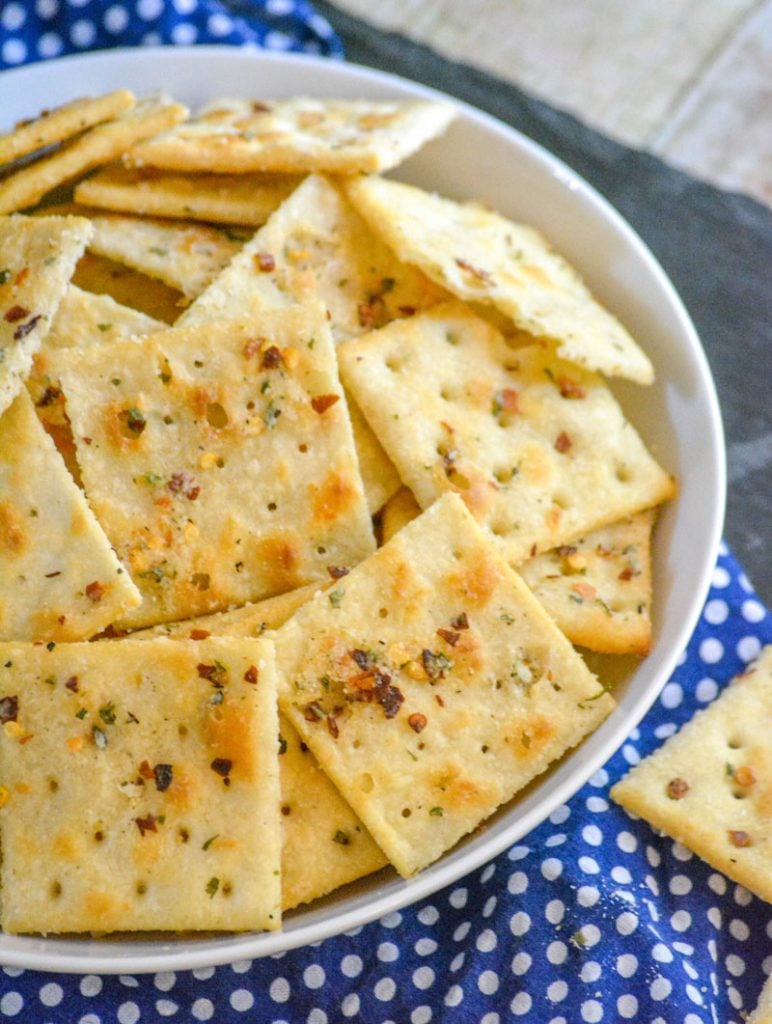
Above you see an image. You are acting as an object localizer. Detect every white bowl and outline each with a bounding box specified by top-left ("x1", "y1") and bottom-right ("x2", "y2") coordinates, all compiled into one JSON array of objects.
[{"x1": 0, "y1": 46, "x2": 725, "y2": 974}]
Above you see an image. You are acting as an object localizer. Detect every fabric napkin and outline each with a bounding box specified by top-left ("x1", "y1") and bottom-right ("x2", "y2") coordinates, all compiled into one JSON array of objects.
[{"x1": 1, "y1": 4, "x2": 771, "y2": 1023}]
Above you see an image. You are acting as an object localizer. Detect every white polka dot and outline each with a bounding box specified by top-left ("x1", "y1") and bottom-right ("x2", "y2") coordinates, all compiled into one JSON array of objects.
[
  {"x1": 547, "y1": 940, "x2": 567, "y2": 965},
  {"x1": 708, "y1": 906, "x2": 722, "y2": 928},
  {"x1": 579, "y1": 960, "x2": 601, "y2": 983},
  {"x1": 374, "y1": 978, "x2": 396, "y2": 1002},
  {"x1": 1, "y1": 3, "x2": 25, "y2": 30},
  {"x1": 103, "y1": 3, "x2": 129, "y2": 33},
  {"x1": 646, "y1": 845, "x2": 661, "y2": 867},
  {"x1": 730, "y1": 918, "x2": 750, "y2": 941},
  {"x1": 617, "y1": 831, "x2": 637, "y2": 853},
  {"x1": 708, "y1": 872, "x2": 727, "y2": 895},
  {"x1": 36, "y1": 0, "x2": 59, "y2": 17},
  {"x1": 303, "y1": 965, "x2": 325, "y2": 989},
  {"x1": 0, "y1": 993, "x2": 23, "y2": 1017},
  {"x1": 192, "y1": 999, "x2": 214, "y2": 1021},
  {"x1": 171, "y1": 22, "x2": 197, "y2": 44},
  {"x1": 341, "y1": 954, "x2": 362, "y2": 978},
  {"x1": 172, "y1": 0, "x2": 196, "y2": 12},
  {"x1": 661, "y1": 681, "x2": 683, "y2": 708},
  {"x1": 1, "y1": 39, "x2": 26, "y2": 63},
  {"x1": 80, "y1": 977, "x2": 103, "y2": 997},
  {"x1": 377, "y1": 942, "x2": 399, "y2": 962},
  {"x1": 671, "y1": 909, "x2": 692, "y2": 932},
  {"x1": 511, "y1": 952, "x2": 531, "y2": 976},
  {"x1": 510, "y1": 911, "x2": 531, "y2": 936},
  {"x1": 683, "y1": 961, "x2": 699, "y2": 981},
  {"x1": 578, "y1": 856, "x2": 600, "y2": 874},
  {"x1": 444, "y1": 985, "x2": 463, "y2": 1007},
  {"x1": 734, "y1": 884, "x2": 753, "y2": 906},
  {"x1": 645, "y1": 873, "x2": 660, "y2": 895},
  {"x1": 616, "y1": 911, "x2": 638, "y2": 936},
  {"x1": 478, "y1": 970, "x2": 499, "y2": 995},
  {"x1": 669, "y1": 874, "x2": 692, "y2": 895},
  {"x1": 265, "y1": 29, "x2": 293, "y2": 49},
  {"x1": 37, "y1": 31, "x2": 63, "y2": 56},
  {"x1": 39, "y1": 983, "x2": 63, "y2": 1007},
  {"x1": 453, "y1": 921, "x2": 471, "y2": 942},
  {"x1": 508, "y1": 844, "x2": 530, "y2": 861},
  {"x1": 230, "y1": 990, "x2": 254, "y2": 1012},
  {"x1": 741, "y1": 598, "x2": 766, "y2": 624},
  {"x1": 154, "y1": 972, "x2": 176, "y2": 992},
  {"x1": 67, "y1": 0, "x2": 91, "y2": 7},
  {"x1": 579, "y1": 924, "x2": 601, "y2": 947},
  {"x1": 415, "y1": 937, "x2": 438, "y2": 956},
  {"x1": 192, "y1": 967, "x2": 215, "y2": 981},
  {"x1": 413, "y1": 966, "x2": 435, "y2": 990},
  {"x1": 654, "y1": 722, "x2": 677, "y2": 739},
  {"x1": 482, "y1": 895, "x2": 497, "y2": 918},
  {"x1": 739, "y1": 570, "x2": 753, "y2": 592},
  {"x1": 712, "y1": 565, "x2": 730, "y2": 588},
  {"x1": 581, "y1": 999, "x2": 602, "y2": 1022},
  {"x1": 586, "y1": 796, "x2": 608, "y2": 813},
  {"x1": 728, "y1": 985, "x2": 744, "y2": 1009},
  {"x1": 542, "y1": 857, "x2": 564, "y2": 880},
  {"x1": 545, "y1": 899, "x2": 565, "y2": 924},
  {"x1": 510, "y1": 992, "x2": 532, "y2": 1016},
  {"x1": 137, "y1": 0, "x2": 162, "y2": 16},
  {"x1": 696, "y1": 676, "x2": 719, "y2": 702},
  {"x1": 269, "y1": 978, "x2": 289, "y2": 1003},
  {"x1": 622, "y1": 743, "x2": 640, "y2": 765},
  {"x1": 156, "y1": 1000, "x2": 178, "y2": 1017},
  {"x1": 704, "y1": 598, "x2": 729, "y2": 624},
  {"x1": 480, "y1": 1015, "x2": 498, "y2": 1024},
  {"x1": 476, "y1": 928, "x2": 497, "y2": 953},
  {"x1": 308, "y1": 1011, "x2": 327, "y2": 1024},
  {"x1": 589, "y1": 768, "x2": 608, "y2": 787},
  {"x1": 616, "y1": 953, "x2": 638, "y2": 978},
  {"x1": 582, "y1": 824, "x2": 603, "y2": 846},
  {"x1": 341, "y1": 994, "x2": 359, "y2": 1017},
  {"x1": 117, "y1": 1004, "x2": 140, "y2": 1024},
  {"x1": 71, "y1": 18, "x2": 97, "y2": 47},
  {"x1": 410, "y1": 1008, "x2": 431, "y2": 1024},
  {"x1": 450, "y1": 952, "x2": 465, "y2": 972},
  {"x1": 78, "y1": 1015, "x2": 101, "y2": 1024},
  {"x1": 480, "y1": 863, "x2": 496, "y2": 884},
  {"x1": 417, "y1": 905, "x2": 439, "y2": 925},
  {"x1": 577, "y1": 885, "x2": 600, "y2": 907},
  {"x1": 230, "y1": 960, "x2": 252, "y2": 974},
  {"x1": 700, "y1": 637, "x2": 724, "y2": 664},
  {"x1": 650, "y1": 975, "x2": 672, "y2": 1001},
  {"x1": 652, "y1": 942, "x2": 673, "y2": 963},
  {"x1": 545, "y1": 832, "x2": 567, "y2": 848},
  {"x1": 508, "y1": 871, "x2": 528, "y2": 895},
  {"x1": 738, "y1": 635, "x2": 762, "y2": 662},
  {"x1": 449, "y1": 887, "x2": 468, "y2": 909},
  {"x1": 617, "y1": 994, "x2": 638, "y2": 1019},
  {"x1": 726, "y1": 953, "x2": 746, "y2": 977},
  {"x1": 207, "y1": 11, "x2": 233, "y2": 36},
  {"x1": 266, "y1": 0, "x2": 294, "y2": 13},
  {"x1": 548, "y1": 980, "x2": 567, "y2": 1002},
  {"x1": 674, "y1": 941, "x2": 695, "y2": 956},
  {"x1": 550, "y1": 804, "x2": 571, "y2": 824}
]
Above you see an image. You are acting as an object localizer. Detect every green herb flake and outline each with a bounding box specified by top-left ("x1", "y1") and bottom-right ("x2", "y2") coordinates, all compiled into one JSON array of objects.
[
  {"x1": 202, "y1": 834, "x2": 219, "y2": 851},
  {"x1": 0, "y1": 269, "x2": 10, "y2": 284},
  {"x1": 98, "y1": 702, "x2": 116, "y2": 725},
  {"x1": 97, "y1": 323, "x2": 112, "y2": 333},
  {"x1": 278, "y1": 734, "x2": 288, "y2": 755},
  {"x1": 333, "y1": 830, "x2": 350, "y2": 845},
  {"x1": 429, "y1": 806, "x2": 444, "y2": 817},
  {"x1": 329, "y1": 589, "x2": 344, "y2": 608},
  {"x1": 205, "y1": 876, "x2": 219, "y2": 898},
  {"x1": 263, "y1": 400, "x2": 281, "y2": 428},
  {"x1": 75, "y1": 707, "x2": 88, "y2": 720}
]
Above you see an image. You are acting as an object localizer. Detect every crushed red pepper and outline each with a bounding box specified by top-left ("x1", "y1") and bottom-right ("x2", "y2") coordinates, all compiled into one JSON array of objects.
[
  {"x1": 13, "y1": 315, "x2": 42, "y2": 340},
  {"x1": 311, "y1": 394, "x2": 340, "y2": 414},
  {"x1": 327, "y1": 565, "x2": 350, "y2": 580},
  {"x1": 261, "y1": 345, "x2": 283, "y2": 369},
  {"x1": 451, "y1": 612, "x2": 469, "y2": 630},
  {"x1": 666, "y1": 778, "x2": 689, "y2": 800},
  {"x1": 728, "y1": 830, "x2": 752, "y2": 848},
  {"x1": 558, "y1": 377, "x2": 586, "y2": 400},
  {"x1": 437, "y1": 628, "x2": 460, "y2": 647},
  {"x1": 85, "y1": 581, "x2": 105, "y2": 603},
  {"x1": 408, "y1": 712, "x2": 427, "y2": 733},
  {"x1": 734, "y1": 766, "x2": 756, "y2": 787},
  {"x1": 135, "y1": 814, "x2": 158, "y2": 836},
  {"x1": 64, "y1": 676, "x2": 79, "y2": 693},
  {"x1": 255, "y1": 251, "x2": 275, "y2": 272},
  {"x1": 455, "y1": 257, "x2": 492, "y2": 282},
  {"x1": 0, "y1": 695, "x2": 18, "y2": 723},
  {"x1": 243, "y1": 665, "x2": 259, "y2": 685},
  {"x1": 554, "y1": 431, "x2": 572, "y2": 453},
  {"x1": 4, "y1": 304, "x2": 29, "y2": 322},
  {"x1": 168, "y1": 472, "x2": 200, "y2": 500}
]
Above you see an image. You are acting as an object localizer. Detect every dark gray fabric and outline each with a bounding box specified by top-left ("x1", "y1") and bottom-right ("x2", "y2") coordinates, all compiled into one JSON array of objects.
[{"x1": 315, "y1": 1, "x2": 772, "y2": 603}]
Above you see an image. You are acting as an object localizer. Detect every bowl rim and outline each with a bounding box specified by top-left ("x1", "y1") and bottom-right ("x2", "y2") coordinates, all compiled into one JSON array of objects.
[{"x1": 0, "y1": 44, "x2": 726, "y2": 974}]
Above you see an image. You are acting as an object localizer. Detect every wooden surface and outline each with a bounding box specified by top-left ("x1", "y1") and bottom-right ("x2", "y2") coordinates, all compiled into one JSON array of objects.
[{"x1": 331, "y1": 0, "x2": 771, "y2": 206}]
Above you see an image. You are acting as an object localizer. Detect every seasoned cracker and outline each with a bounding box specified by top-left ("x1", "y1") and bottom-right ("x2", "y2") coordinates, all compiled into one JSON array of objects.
[
  {"x1": 0, "y1": 636, "x2": 281, "y2": 933},
  {"x1": 128, "y1": 97, "x2": 456, "y2": 175},
  {"x1": 339, "y1": 302, "x2": 674, "y2": 566},
  {"x1": 611, "y1": 645, "x2": 772, "y2": 903},
  {"x1": 274, "y1": 493, "x2": 615, "y2": 877},
  {"x1": 86, "y1": 213, "x2": 243, "y2": 299},
  {"x1": 519, "y1": 511, "x2": 656, "y2": 655},
  {"x1": 0, "y1": 213, "x2": 92, "y2": 416},
  {"x1": 348, "y1": 396, "x2": 403, "y2": 514},
  {"x1": 0, "y1": 390, "x2": 141, "y2": 642},
  {"x1": 0, "y1": 95, "x2": 188, "y2": 214},
  {"x1": 0, "y1": 91, "x2": 135, "y2": 166},
  {"x1": 345, "y1": 176, "x2": 655, "y2": 384},
  {"x1": 73, "y1": 252, "x2": 184, "y2": 323},
  {"x1": 75, "y1": 164, "x2": 301, "y2": 225},
  {"x1": 52, "y1": 310, "x2": 375, "y2": 629}
]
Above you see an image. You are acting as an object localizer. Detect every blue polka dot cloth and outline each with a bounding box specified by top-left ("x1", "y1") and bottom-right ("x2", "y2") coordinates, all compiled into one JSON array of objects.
[
  {"x1": 0, "y1": 546, "x2": 768, "y2": 1021},
  {"x1": 0, "y1": 0, "x2": 343, "y2": 68}
]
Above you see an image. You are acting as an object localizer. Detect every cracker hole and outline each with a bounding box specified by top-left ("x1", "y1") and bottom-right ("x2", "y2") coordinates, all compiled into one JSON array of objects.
[
  {"x1": 178, "y1": 827, "x2": 190, "y2": 843},
  {"x1": 206, "y1": 402, "x2": 229, "y2": 429},
  {"x1": 401, "y1": 807, "x2": 412, "y2": 818},
  {"x1": 385, "y1": 356, "x2": 404, "y2": 373},
  {"x1": 93, "y1": 830, "x2": 105, "y2": 844},
  {"x1": 352, "y1": 739, "x2": 362, "y2": 749},
  {"x1": 136, "y1": 882, "x2": 147, "y2": 896},
  {"x1": 222, "y1": 882, "x2": 233, "y2": 897},
  {"x1": 48, "y1": 778, "x2": 59, "y2": 793},
  {"x1": 732, "y1": 791, "x2": 746, "y2": 800},
  {"x1": 359, "y1": 772, "x2": 374, "y2": 793},
  {"x1": 50, "y1": 880, "x2": 62, "y2": 899},
  {"x1": 490, "y1": 520, "x2": 510, "y2": 537},
  {"x1": 281, "y1": 804, "x2": 291, "y2": 816},
  {"x1": 267, "y1": 502, "x2": 277, "y2": 512},
  {"x1": 178, "y1": 724, "x2": 188, "y2": 739},
  {"x1": 439, "y1": 385, "x2": 459, "y2": 402},
  {"x1": 553, "y1": 494, "x2": 571, "y2": 511},
  {"x1": 615, "y1": 465, "x2": 633, "y2": 484},
  {"x1": 378, "y1": 607, "x2": 388, "y2": 618},
  {"x1": 728, "y1": 739, "x2": 742, "y2": 750},
  {"x1": 494, "y1": 466, "x2": 516, "y2": 484},
  {"x1": 191, "y1": 572, "x2": 210, "y2": 591},
  {"x1": 298, "y1": 443, "x2": 308, "y2": 453}
]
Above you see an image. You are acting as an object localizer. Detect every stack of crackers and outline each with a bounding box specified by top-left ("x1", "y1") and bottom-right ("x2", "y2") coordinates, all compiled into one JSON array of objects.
[{"x1": 0, "y1": 89, "x2": 678, "y2": 935}]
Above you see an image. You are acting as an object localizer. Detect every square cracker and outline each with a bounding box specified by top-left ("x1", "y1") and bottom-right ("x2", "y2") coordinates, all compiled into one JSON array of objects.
[
  {"x1": 52, "y1": 309, "x2": 375, "y2": 629},
  {"x1": 85, "y1": 212, "x2": 243, "y2": 300},
  {"x1": 0, "y1": 636, "x2": 281, "y2": 933},
  {"x1": 344, "y1": 176, "x2": 654, "y2": 384},
  {"x1": 0, "y1": 214, "x2": 92, "y2": 417},
  {"x1": 127, "y1": 585, "x2": 389, "y2": 910},
  {"x1": 0, "y1": 390, "x2": 141, "y2": 641},
  {"x1": 339, "y1": 302, "x2": 674, "y2": 566},
  {"x1": 75, "y1": 164, "x2": 301, "y2": 226},
  {"x1": 127, "y1": 97, "x2": 456, "y2": 175},
  {"x1": 518, "y1": 511, "x2": 656, "y2": 655},
  {"x1": 273, "y1": 492, "x2": 615, "y2": 877},
  {"x1": 0, "y1": 95, "x2": 188, "y2": 215},
  {"x1": 611, "y1": 645, "x2": 772, "y2": 904},
  {"x1": 72, "y1": 252, "x2": 184, "y2": 324},
  {"x1": 0, "y1": 91, "x2": 135, "y2": 166}
]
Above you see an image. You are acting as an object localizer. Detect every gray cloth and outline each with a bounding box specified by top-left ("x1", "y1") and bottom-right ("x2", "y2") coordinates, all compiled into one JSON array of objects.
[{"x1": 315, "y1": 0, "x2": 772, "y2": 603}]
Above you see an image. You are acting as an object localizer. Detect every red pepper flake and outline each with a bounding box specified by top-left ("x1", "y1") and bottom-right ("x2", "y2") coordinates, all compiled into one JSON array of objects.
[
  {"x1": 197, "y1": 662, "x2": 227, "y2": 686},
  {"x1": 243, "y1": 337, "x2": 265, "y2": 359},
  {"x1": 558, "y1": 377, "x2": 586, "y2": 400},
  {"x1": 4, "y1": 304, "x2": 29, "y2": 323},
  {"x1": 554, "y1": 431, "x2": 572, "y2": 453},
  {"x1": 437, "y1": 628, "x2": 460, "y2": 647},
  {"x1": 357, "y1": 296, "x2": 387, "y2": 331},
  {"x1": 153, "y1": 763, "x2": 173, "y2": 792},
  {"x1": 327, "y1": 712, "x2": 340, "y2": 739},
  {"x1": 311, "y1": 393, "x2": 340, "y2": 414},
  {"x1": 0, "y1": 695, "x2": 18, "y2": 723},
  {"x1": 135, "y1": 814, "x2": 158, "y2": 837},
  {"x1": 666, "y1": 777, "x2": 689, "y2": 800},
  {"x1": 422, "y1": 649, "x2": 453, "y2": 681},
  {"x1": 349, "y1": 649, "x2": 373, "y2": 671},
  {"x1": 398, "y1": 305, "x2": 416, "y2": 316},
  {"x1": 435, "y1": 694, "x2": 445, "y2": 707},
  {"x1": 189, "y1": 628, "x2": 211, "y2": 640},
  {"x1": 375, "y1": 675, "x2": 404, "y2": 719},
  {"x1": 138, "y1": 760, "x2": 155, "y2": 780},
  {"x1": 85, "y1": 581, "x2": 105, "y2": 603},
  {"x1": 168, "y1": 471, "x2": 200, "y2": 500},
  {"x1": 327, "y1": 565, "x2": 350, "y2": 580},
  {"x1": 255, "y1": 251, "x2": 275, "y2": 272},
  {"x1": 618, "y1": 566, "x2": 635, "y2": 581},
  {"x1": 450, "y1": 612, "x2": 469, "y2": 631},
  {"x1": 261, "y1": 345, "x2": 283, "y2": 369},
  {"x1": 65, "y1": 676, "x2": 79, "y2": 693},
  {"x1": 304, "y1": 700, "x2": 326, "y2": 722},
  {"x1": 13, "y1": 314, "x2": 42, "y2": 341},
  {"x1": 13, "y1": 267, "x2": 29, "y2": 287},
  {"x1": 734, "y1": 765, "x2": 756, "y2": 787},
  {"x1": 408, "y1": 712, "x2": 427, "y2": 733},
  {"x1": 728, "y1": 830, "x2": 752, "y2": 848},
  {"x1": 210, "y1": 757, "x2": 232, "y2": 777},
  {"x1": 244, "y1": 665, "x2": 259, "y2": 685},
  {"x1": 36, "y1": 386, "x2": 62, "y2": 407},
  {"x1": 455, "y1": 257, "x2": 492, "y2": 283}
]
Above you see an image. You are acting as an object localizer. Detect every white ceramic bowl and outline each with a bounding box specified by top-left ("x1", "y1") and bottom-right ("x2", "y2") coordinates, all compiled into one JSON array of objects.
[{"x1": 0, "y1": 46, "x2": 725, "y2": 974}]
